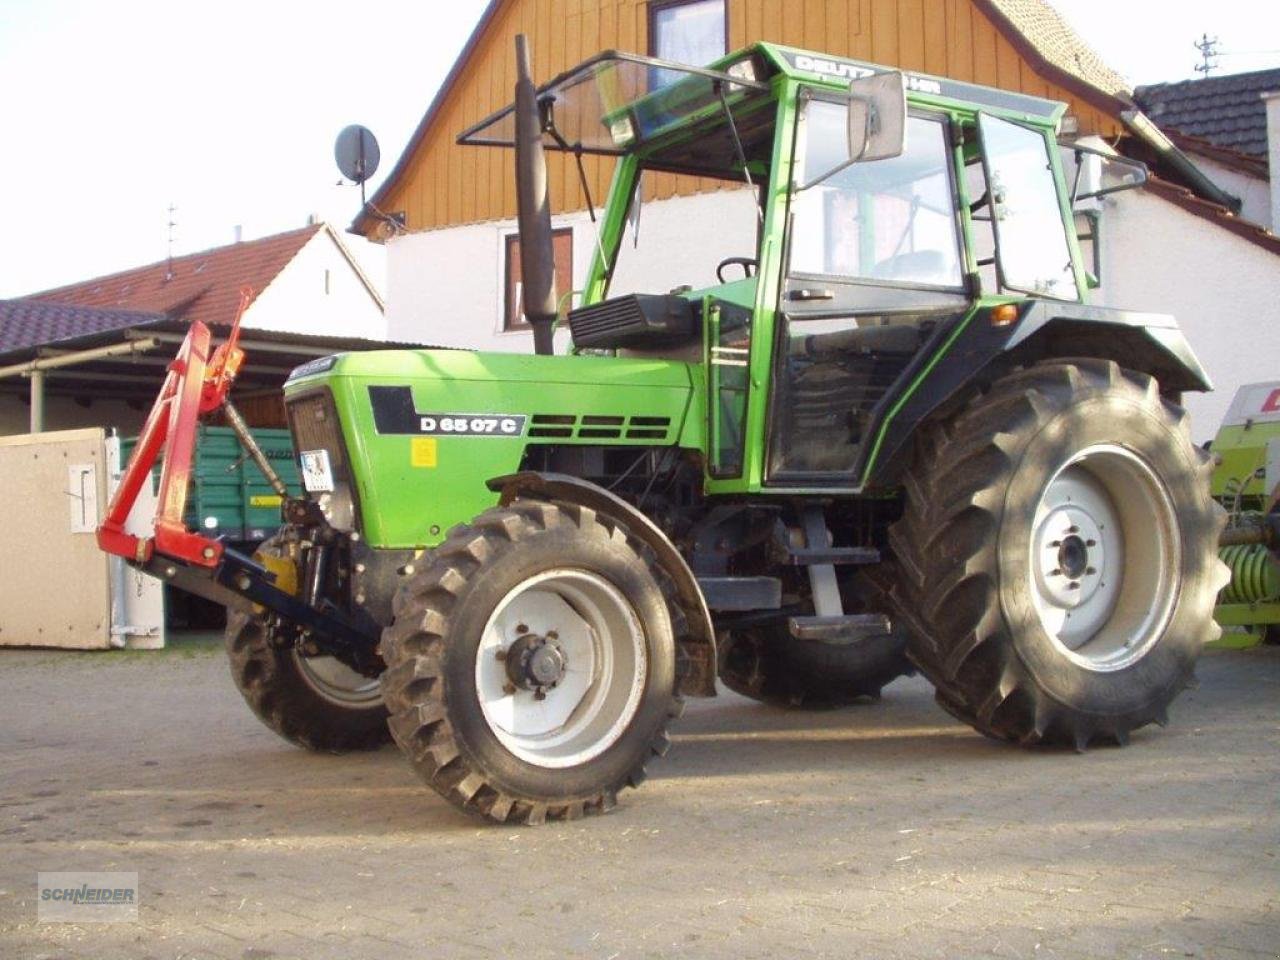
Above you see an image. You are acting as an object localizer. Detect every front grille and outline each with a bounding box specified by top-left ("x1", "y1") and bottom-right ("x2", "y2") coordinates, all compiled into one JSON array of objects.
[
  {"x1": 528, "y1": 413, "x2": 673, "y2": 442},
  {"x1": 287, "y1": 390, "x2": 351, "y2": 484}
]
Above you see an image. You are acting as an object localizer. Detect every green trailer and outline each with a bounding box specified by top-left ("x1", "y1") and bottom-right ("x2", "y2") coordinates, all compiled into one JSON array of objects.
[{"x1": 124, "y1": 425, "x2": 299, "y2": 544}]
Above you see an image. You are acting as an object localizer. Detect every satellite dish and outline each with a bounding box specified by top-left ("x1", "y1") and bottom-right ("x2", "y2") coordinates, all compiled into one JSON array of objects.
[{"x1": 334, "y1": 125, "x2": 380, "y2": 185}]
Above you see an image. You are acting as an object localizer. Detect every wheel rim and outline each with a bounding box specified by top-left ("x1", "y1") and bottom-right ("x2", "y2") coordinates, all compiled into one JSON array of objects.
[
  {"x1": 293, "y1": 652, "x2": 383, "y2": 706},
  {"x1": 475, "y1": 569, "x2": 648, "y2": 769},
  {"x1": 1027, "y1": 443, "x2": 1181, "y2": 672}
]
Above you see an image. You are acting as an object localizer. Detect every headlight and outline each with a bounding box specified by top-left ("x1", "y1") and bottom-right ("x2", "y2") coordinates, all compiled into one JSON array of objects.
[{"x1": 316, "y1": 485, "x2": 356, "y2": 533}]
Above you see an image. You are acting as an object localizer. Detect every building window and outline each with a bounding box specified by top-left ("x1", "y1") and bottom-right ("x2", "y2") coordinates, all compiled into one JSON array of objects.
[
  {"x1": 504, "y1": 228, "x2": 574, "y2": 332},
  {"x1": 649, "y1": 0, "x2": 726, "y2": 66}
]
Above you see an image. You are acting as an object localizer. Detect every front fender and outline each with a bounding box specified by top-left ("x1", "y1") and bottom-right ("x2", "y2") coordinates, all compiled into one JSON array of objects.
[{"x1": 486, "y1": 471, "x2": 717, "y2": 697}]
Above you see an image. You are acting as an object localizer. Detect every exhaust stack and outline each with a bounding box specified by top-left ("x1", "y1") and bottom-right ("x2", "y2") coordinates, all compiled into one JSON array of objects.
[{"x1": 513, "y1": 34, "x2": 557, "y2": 356}]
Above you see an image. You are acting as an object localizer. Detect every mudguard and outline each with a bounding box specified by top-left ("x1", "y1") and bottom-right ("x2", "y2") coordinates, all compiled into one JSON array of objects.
[
  {"x1": 487, "y1": 471, "x2": 718, "y2": 697},
  {"x1": 863, "y1": 301, "x2": 1212, "y2": 488}
]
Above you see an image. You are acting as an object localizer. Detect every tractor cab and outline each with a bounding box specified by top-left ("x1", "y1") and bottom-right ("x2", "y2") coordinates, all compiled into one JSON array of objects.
[{"x1": 460, "y1": 43, "x2": 1151, "y2": 491}]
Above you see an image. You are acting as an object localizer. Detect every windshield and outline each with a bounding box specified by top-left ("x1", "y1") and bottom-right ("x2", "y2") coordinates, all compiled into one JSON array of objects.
[
  {"x1": 609, "y1": 174, "x2": 761, "y2": 298},
  {"x1": 789, "y1": 104, "x2": 964, "y2": 290},
  {"x1": 457, "y1": 51, "x2": 767, "y2": 156}
]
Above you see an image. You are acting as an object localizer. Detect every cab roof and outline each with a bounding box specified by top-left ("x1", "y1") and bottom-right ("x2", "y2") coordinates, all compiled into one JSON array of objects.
[{"x1": 456, "y1": 42, "x2": 1067, "y2": 157}]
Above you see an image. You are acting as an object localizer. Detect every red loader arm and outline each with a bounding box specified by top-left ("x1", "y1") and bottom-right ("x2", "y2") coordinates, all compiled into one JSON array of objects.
[{"x1": 97, "y1": 288, "x2": 252, "y2": 568}]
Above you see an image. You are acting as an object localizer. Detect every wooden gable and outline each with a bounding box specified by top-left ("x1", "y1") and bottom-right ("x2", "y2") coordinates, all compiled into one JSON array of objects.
[{"x1": 359, "y1": 0, "x2": 1127, "y2": 237}]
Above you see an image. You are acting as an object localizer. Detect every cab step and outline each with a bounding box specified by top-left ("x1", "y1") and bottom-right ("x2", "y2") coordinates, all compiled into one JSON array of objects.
[
  {"x1": 786, "y1": 546, "x2": 880, "y2": 566},
  {"x1": 788, "y1": 614, "x2": 892, "y2": 645}
]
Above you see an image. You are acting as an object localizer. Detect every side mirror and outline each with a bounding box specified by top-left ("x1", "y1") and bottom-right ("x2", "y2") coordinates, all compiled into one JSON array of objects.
[
  {"x1": 847, "y1": 71, "x2": 907, "y2": 162},
  {"x1": 1067, "y1": 143, "x2": 1148, "y2": 206}
]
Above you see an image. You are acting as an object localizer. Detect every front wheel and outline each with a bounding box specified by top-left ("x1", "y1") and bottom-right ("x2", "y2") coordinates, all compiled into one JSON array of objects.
[
  {"x1": 890, "y1": 360, "x2": 1227, "y2": 748},
  {"x1": 381, "y1": 500, "x2": 681, "y2": 824},
  {"x1": 225, "y1": 539, "x2": 390, "y2": 752}
]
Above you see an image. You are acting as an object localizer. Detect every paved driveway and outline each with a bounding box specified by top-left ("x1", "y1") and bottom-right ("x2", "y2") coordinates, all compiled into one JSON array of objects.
[{"x1": 1, "y1": 640, "x2": 1276, "y2": 959}]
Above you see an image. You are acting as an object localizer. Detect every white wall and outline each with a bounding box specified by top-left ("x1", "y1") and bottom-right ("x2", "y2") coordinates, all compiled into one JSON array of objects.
[
  {"x1": 386, "y1": 215, "x2": 588, "y2": 352},
  {"x1": 384, "y1": 189, "x2": 759, "y2": 350},
  {"x1": 1092, "y1": 188, "x2": 1280, "y2": 440},
  {"x1": 1189, "y1": 154, "x2": 1272, "y2": 229},
  {"x1": 244, "y1": 229, "x2": 387, "y2": 340}
]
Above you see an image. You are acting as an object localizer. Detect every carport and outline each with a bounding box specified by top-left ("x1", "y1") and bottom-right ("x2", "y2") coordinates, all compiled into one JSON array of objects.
[{"x1": 0, "y1": 299, "x2": 419, "y2": 434}]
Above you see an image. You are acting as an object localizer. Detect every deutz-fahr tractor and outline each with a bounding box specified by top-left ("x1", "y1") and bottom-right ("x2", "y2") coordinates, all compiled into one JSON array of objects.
[{"x1": 99, "y1": 40, "x2": 1226, "y2": 824}]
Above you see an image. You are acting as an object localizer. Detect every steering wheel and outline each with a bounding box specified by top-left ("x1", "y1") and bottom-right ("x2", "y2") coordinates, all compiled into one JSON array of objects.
[{"x1": 716, "y1": 256, "x2": 758, "y2": 284}]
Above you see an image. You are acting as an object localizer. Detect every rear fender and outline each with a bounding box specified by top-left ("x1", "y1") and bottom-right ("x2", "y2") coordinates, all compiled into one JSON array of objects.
[
  {"x1": 487, "y1": 471, "x2": 717, "y2": 697},
  {"x1": 865, "y1": 302, "x2": 1211, "y2": 487}
]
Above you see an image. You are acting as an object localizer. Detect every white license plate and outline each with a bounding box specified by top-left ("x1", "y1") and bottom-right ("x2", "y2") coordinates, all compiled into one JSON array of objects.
[{"x1": 299, "y1": 449, "x2": 335, "y2": 493}]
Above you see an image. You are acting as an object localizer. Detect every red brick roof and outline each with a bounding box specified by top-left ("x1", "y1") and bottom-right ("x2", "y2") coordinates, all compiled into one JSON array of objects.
[{"x1": 28, "y1": 224, "x2": 323, "y2": 329}]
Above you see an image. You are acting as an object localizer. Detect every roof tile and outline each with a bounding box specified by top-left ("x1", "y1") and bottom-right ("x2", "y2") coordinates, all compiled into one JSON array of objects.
[
  {"x1": 985, "y1": 0, "x2": 1132, "y2": 98},
  {"x1": 0, "y1": 300, "x2": 166, "y2": 354},
  {"x1": 1135, "y1": 68, "x2": 1280, "y2": 161},
  {"x1": 25, "y1": 224, "x2": 324, "y2": 330}
]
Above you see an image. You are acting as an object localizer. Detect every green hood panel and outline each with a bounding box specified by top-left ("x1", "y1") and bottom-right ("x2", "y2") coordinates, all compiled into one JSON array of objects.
[
  {"x1": 298, "y1": 348, "x2": 695, "y2": 389},
  {"x1": 284, "y1": 350, "x2": 698, "y2": 548}
]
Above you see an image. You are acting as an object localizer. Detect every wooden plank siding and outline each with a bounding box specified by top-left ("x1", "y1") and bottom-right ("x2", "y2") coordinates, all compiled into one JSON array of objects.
[{"x1": 372, "y1": 0, "x2": 1124, "y2": 236}]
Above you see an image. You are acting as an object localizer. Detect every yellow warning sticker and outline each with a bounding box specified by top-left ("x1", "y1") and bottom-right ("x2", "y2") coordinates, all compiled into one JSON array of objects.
[
  {"x1": 411, "y1": 437, "x2": 438, "y2": 468},
  {"x1": 249, "y1": 495, "x2": 283, "y2": 507}
]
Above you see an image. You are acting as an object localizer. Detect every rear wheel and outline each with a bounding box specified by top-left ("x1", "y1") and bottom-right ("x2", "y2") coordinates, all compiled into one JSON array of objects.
[
  {"x1": 381, "y1": 500, "x2": 681, "y2": 824},
  {"x1": 225, "y1": 540, "x2": 390, "y2": 751},
  {"x1": 890, "y1": 360, "x2": 1226, "y2": 747}
]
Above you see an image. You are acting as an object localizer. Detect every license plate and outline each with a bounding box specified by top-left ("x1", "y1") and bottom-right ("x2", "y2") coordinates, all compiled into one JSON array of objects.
[{"x1": 299, "y1": 449, "x2": 334, "y2": 493}]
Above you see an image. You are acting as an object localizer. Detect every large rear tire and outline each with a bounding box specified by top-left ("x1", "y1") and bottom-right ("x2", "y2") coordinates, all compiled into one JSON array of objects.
[
  {"x1": 381, "y1": 500, "x2": 682, "y2": 824},
  {"x1": 890, "y1": 360, "x2": 1227, "y2": 748},
  {"x1": 225, "y1": 541, "x2": 390, "y2": 752}
]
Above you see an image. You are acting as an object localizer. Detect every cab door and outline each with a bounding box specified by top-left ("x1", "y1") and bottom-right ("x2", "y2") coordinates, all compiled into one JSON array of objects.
[{"x1": 766, "y1": 91, "x2": 971, "y2": 485}]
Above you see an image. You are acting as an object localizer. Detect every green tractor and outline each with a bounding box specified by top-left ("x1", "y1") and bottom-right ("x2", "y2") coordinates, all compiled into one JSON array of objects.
[{"x1": 100, "y1": 40, "x2": 1226, "y2": 824}]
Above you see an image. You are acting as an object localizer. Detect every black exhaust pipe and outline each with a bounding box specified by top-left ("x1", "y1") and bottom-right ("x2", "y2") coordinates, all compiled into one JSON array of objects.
[{"x1": 513, "y1": 34, "x2": 557, "y2": 356}]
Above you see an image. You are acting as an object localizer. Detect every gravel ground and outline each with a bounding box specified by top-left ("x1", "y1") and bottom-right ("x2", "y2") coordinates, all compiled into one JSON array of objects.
[{"x1": 0, "y1": 638, "x2": 1276, "y2": 959}]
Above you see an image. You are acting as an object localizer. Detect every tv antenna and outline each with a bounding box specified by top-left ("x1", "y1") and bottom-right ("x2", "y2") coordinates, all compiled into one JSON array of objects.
[
  {"x1": 166, "y1": 203, "x2": 178, "y2": 281},
  {"x1": 1194, "y1": 33, "x2": 1220, "y2": 77}
]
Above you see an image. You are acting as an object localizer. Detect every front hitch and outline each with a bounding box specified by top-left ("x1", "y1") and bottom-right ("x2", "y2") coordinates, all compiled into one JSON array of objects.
[{"x1": 95, "y1": 287, "x2": 382, "y2": 674}]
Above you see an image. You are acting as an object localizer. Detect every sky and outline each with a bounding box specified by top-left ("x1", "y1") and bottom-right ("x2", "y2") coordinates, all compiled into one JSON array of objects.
[{"x1": 1, "y1": 0, "x2": 1277, "y2": 300}]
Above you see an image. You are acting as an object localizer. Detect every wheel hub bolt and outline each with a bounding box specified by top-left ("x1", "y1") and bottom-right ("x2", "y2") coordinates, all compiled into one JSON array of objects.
[
  {"x1": 502, "y1": 633, "x2": 568, "y2": 692},
  {"x1": 1057, "y1": 534, "x2": 1090, "y2": 580}
]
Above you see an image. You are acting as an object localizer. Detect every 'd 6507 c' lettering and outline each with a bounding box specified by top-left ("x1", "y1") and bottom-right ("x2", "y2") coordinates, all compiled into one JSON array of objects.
[
  {"x1": 417, "y1": 415, "x2": 522, "y2": 436},
  {"x1": 367, "y1": 385, "x2": 528, "y2": 437}
]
